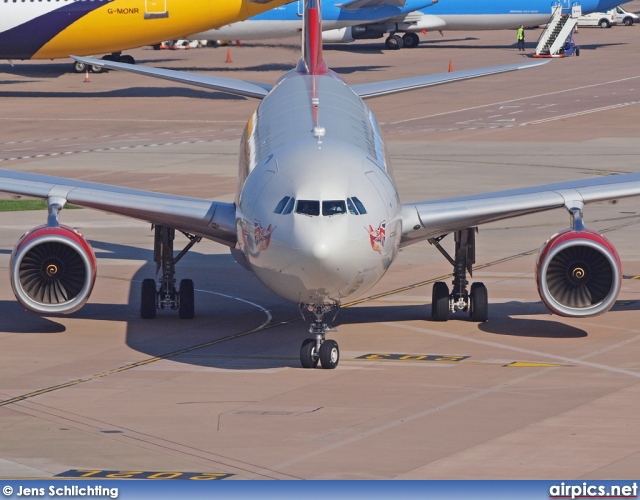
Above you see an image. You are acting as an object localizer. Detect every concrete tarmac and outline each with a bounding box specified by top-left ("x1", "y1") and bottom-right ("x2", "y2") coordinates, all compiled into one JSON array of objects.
[{"x1": 1, "y1": 8, "x2": 640, "y2": 479}]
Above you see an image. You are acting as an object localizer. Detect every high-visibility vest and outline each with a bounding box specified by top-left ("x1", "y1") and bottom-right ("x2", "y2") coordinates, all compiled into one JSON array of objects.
[{"x1": 517, "y1": 27, "x2": 525, "y2": 40}]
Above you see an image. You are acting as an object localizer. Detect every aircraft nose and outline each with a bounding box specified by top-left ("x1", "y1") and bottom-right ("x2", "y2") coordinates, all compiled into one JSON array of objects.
[
  {"x1": 291, "y1": 218, "x2": 349, "y2": 279},
  {"x1": 312, "y1": 241, "x2": 330, "y2": 260}
]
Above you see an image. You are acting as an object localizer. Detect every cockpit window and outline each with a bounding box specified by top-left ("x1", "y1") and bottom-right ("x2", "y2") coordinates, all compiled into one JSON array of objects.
[
  {"x1": 347, "y1": 198, "x2": 358, "y2": 215},
  {"x1": 322, "y1": 200, "x2": 346, "y2": 216},
  {"x1": 296, "y1": 200, "x2": 320, "y2": 216},
  {"x1": 274, "y1": 196, "x2": 290, "y2": 214},
  {"x1": 351, "y1": 197, "x2": 367, "y2": 215},
  {"x1": 282, "y1": 197, "x2": 295, "y2": 214}
]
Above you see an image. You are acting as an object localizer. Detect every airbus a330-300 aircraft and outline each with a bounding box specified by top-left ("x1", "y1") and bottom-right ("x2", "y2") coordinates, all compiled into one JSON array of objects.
[
  {"x1": 0, "y1": 0, "x2": 290, "y2": 73},
  {"x1": 2, "y1": 0, "x2": 640, "y2": 370}
]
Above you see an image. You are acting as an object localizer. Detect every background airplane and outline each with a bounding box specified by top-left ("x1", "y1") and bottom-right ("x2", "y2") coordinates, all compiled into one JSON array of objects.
[
  {"x1": 0, "y1": 0, "x2": 291, "y2": 73},
  {"x1": 187, "y1": 0, "x2": 628, "y2": 50},
  {"x1": 1, "y1": 0, "x2": 640, "y2": 371},
  {"x1": 188, "y1": 0, "x2": 438, "y2": 49}
]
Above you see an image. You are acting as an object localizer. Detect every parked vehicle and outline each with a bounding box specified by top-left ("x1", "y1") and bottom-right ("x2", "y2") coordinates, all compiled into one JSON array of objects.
[
  {"x1": 613, "y1": 5, "x2": 639, "y2": 25},
  {"x1": 577, "y1": 9, "x2": 617, "y2": 27}
]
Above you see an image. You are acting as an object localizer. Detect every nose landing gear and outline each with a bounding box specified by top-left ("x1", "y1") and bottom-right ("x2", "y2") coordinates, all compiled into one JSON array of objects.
[{"x1": 299, "y1": 303, "x2": 340, "y2": 369}]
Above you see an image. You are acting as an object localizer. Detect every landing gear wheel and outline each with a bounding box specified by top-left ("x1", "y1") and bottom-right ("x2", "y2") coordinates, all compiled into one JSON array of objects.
[
  {"x1": 300, "y1": 339, "x2": 319, "y2": 368},
  {"x1": 120, "y1": 55, "x2": 135, "y2": 64},
  {"x1": 140, "y1": 279, "x2": 157, "y2": 319},
  {"x1": 432, "y1": 281, "x2": 450, "y2": 321},
  {"x1": 469, "y1": 282, "x2": 488, "y2": 322},
  {"x1": 575, "y1": 47, "x2": 580, "y2": 56},
  {"x1": 319, "y1": 339, "x2": 339, "y2": 369},
  {"x1": 385, "y1": 34, "x2": 404, "y2": 50},
  {"x1": 178, "y1": 279, "x2": 195, "y2": 319},
  {"x1": 73, "y1": 61, "x2": 86, "y2": 73},
  {"x1": 402, "y1": 33, "x2": 420, "y2": 48}
]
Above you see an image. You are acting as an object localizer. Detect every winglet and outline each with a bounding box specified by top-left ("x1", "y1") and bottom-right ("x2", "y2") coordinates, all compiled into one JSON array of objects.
[{"x1": 302, "y1": 0, "x2": 328, "y2": 75}]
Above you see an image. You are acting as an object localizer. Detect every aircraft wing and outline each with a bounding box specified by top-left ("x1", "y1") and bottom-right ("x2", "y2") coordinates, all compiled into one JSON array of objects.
[
  {"x1": 0, "y1": 169, "x2": 237, "y2": 247},
  {"x1": 338, "y1": 0, "x2": 405, "y2": 10},
  {"x1": 352, "y1": 60, "x2": 550, "y2": 99},
  {"x1": 400, "y1": 173, "x2": 640, "y2": 247},
  {"x1": 72, "y1": 56, "x2": 273, "y2": 100}
]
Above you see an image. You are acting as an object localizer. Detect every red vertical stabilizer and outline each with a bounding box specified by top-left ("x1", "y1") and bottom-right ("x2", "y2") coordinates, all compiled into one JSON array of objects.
[{"x1": 302, "y1": 0, "x2": 327, "y2": 75}]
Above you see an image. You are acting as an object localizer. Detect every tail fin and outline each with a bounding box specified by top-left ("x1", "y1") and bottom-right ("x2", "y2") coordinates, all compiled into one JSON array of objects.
[{"x1": 302, "y1": 0, "x2": 327, "y2": 74}]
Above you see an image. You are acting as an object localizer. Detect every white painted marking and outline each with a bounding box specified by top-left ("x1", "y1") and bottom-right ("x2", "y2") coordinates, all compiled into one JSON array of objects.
[
  {"x1": 385, "y1": 323, "x2": 640, "y2": 378},
  {"x1": 520, "y1": 101, "x2": 640, "y2": 126},
  {"x1": 387, "y1": 75, "x2": 640, "y2": 125}
]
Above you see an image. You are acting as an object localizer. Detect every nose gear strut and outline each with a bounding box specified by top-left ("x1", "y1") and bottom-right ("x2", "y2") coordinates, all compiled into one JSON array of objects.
[{"x1": 299, "y1": 302, "x2": 340, "y2": 369}]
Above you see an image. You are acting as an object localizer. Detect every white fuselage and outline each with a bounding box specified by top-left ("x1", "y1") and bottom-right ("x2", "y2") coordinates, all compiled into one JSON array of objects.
[{"x1": 235, "y1": 69, "x2": 401, "y2": 305}]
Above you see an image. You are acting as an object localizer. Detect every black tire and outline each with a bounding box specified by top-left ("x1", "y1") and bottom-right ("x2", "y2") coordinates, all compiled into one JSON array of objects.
[
  {"x1": 469, "y1": 282, "x2": 488, "y2": 323},
  {"x1": 300, "y1": 339, "x2": 319, "y2": 368},
  {"x1": 575, "y1": 47, "x2": 580, "y2": 56},
  {"x1": 89, "y1": 64, "x2": 103, "y2": 74},
  {"x1": 599, "y1": 19, "x2": 610, "y2": 28},
  {"x1": 140, "y1": 279, "x2": 157, "y2": 319},
  {"x1": 385, "y1": 35, "x2": 403, "y2": 50},
  {"x1": 319, "y1": 340, "x2": 339, "y2": 369},
  {"x1": 73, "y1": 61, "x2": 86, "y2": 73},
  {"x1": 624, "y1": 17, "x2": 633, "y2": 26},
  {"x1": 402, "y1": 33, "x2": 420, "y2": 48},
  {"x1": 120, "y1": 55, "x2": 136, "y2": 64},
  {"x1": 431, "y1": 281, "x2": 450, "y2": 321},
  {"x1": 178, "y1": 279, "x2": 195, "y2": 319}
]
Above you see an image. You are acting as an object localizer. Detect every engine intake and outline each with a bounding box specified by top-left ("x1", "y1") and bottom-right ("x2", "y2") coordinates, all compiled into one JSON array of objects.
[
  {"x1": 11, "y1": 225, "x2": 97, "y2": 314},
  {"x1": 536, "y1": 229, "x2": 621, "y2": 317}
]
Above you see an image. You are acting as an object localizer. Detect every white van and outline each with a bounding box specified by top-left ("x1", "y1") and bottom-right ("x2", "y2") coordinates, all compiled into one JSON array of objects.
[
  {"x1": 613, "y1": 5, "x2": 639, "y2": 25},
  {"x1": 577, "y1": 9, "x2": 618, "y2": 28}
]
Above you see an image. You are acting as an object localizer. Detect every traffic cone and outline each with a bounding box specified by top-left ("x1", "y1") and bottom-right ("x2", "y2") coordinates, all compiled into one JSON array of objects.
[
  {"x1": 448, "y1": 60, "x2": 453, "y2": 72},
  {"x1": 84, "y1": 69, "x2": 90, "y2": 83},
  {"x1": 225, "y1": 48, "x2": 232, "y2": 63}
]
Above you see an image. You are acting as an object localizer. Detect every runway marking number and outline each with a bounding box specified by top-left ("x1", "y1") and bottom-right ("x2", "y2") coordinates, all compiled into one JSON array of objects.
[
  {"x1": 357, "y1": 354, "x2": 470, "y2": 362},
  {"x1": 56, "y1": 470, "x2": 233, "y2": 480}
]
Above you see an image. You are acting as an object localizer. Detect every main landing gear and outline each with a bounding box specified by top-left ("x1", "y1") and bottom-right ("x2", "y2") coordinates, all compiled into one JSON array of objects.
[
  {"x1": 72, "y1": 52, "x2": 136, "y2": 73},
  {"x1": 429, "y1": 228, "x2": 488, "y2": 323},
  {"x1": 299, "y1": 303, "x2": 340, "y2": 369},
  {"x1": 140, "y1": 225, "x2": 201, "y2": 320},
  {"x1": 384, "y1": 32, "x2": 420, "y2": 50}
]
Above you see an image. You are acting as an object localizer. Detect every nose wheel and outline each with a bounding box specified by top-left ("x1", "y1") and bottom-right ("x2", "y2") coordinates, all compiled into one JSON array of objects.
[{"x1": 299, "y1": 303, "x2": 340, "y2": 369}]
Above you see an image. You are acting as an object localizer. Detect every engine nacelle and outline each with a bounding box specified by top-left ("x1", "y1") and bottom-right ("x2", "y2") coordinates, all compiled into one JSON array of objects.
[
  {"x1": 11, "y1": 225, "x2": 97, "y2": 314},
  {"x1": 322, "y1": 27, "x2": 355, "y2": 43},
  {"x1": 322, "y1": 25, "x2": 386, "y2": 43},
  {"x1": 536, "y1": 229, "x2": 621, "y2": 317}
]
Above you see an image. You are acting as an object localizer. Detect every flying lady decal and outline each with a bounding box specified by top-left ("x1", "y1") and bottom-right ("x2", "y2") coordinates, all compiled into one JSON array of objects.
[
  {"x1": 243, "y1": 219, "x2": 276, "y2": 255},
  {"x1": 367, "y1": 220, "x2": 386, "y2": 253}
]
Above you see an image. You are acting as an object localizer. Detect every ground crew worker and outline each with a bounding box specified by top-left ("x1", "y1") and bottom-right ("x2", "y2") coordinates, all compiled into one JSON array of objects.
[{"x1": 516, "y1": 25, "x2": 525, "y2": 51}]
